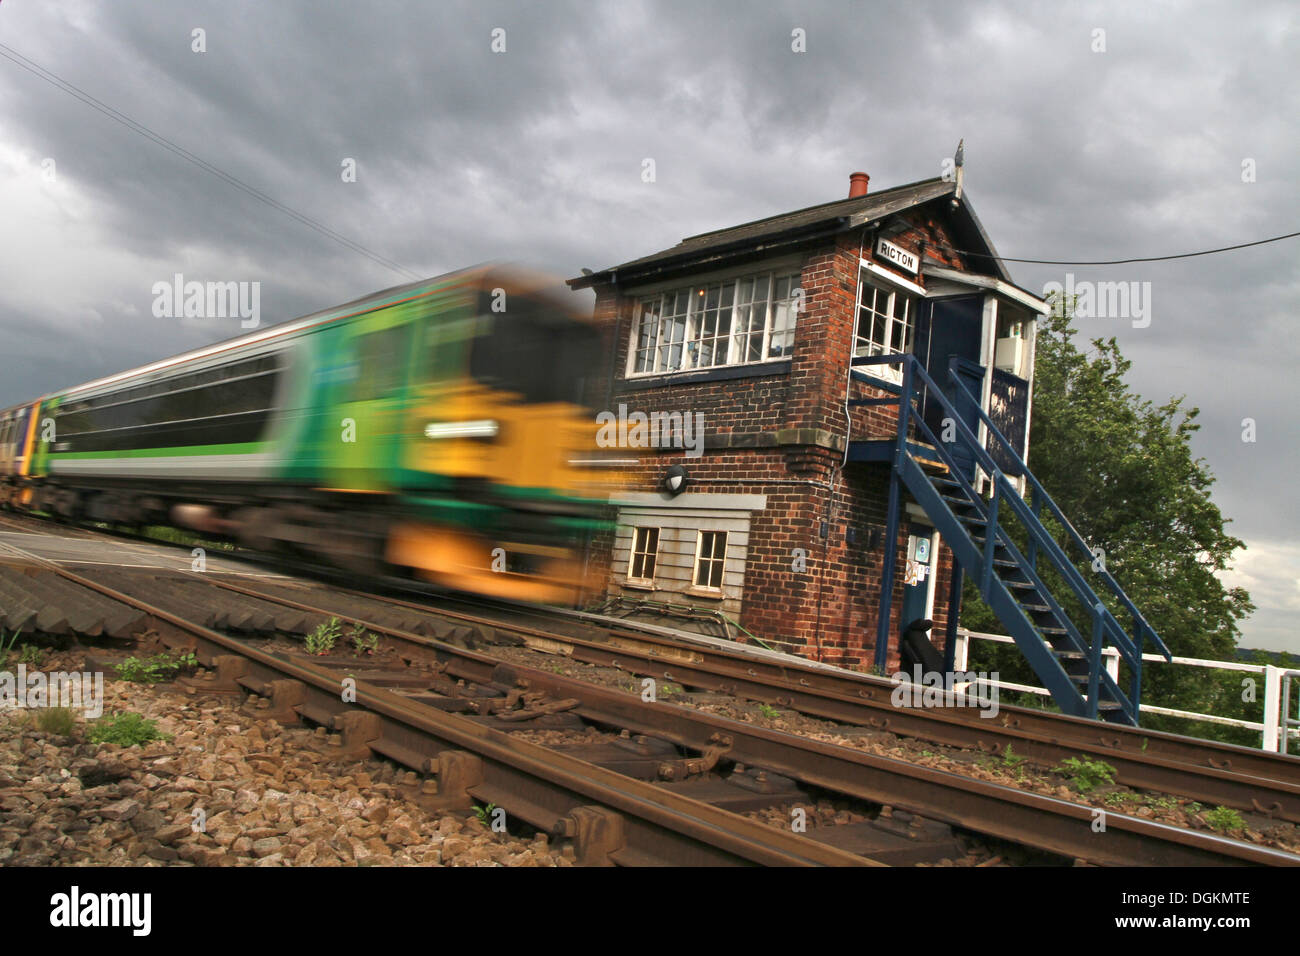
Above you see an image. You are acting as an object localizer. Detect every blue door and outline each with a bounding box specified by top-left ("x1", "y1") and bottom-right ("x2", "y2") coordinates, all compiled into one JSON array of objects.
[
  {"x1": 947, "y1": 357, "x2": 984, "y2": 482},
  {"x1": 919, "y1": 296, "x2": 984, "y2": 482}
]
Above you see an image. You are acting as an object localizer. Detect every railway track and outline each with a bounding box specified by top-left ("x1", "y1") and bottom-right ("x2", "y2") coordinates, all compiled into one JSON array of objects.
[
  {"x1": 22, "y1": 504, "x2": 1285, "y2": 825},
  {"x1": 0, "y1": 536, "x2": 864, "y2": 866},
  {"x1": 12, "y1": 509, "x2": 1299, "y2": 823},
  {"x1": 395, "y1": 588, "x2": 1300, "y2": 824},
  {"x1": 0, "y1": 521, "x2": 1296, "y2": 866}
]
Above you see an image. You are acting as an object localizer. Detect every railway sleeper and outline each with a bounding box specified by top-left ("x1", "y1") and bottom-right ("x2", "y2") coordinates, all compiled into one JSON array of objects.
[
  {"x1": 657, "y1": 771, "x2": 812, "y2": 814},
  {"x1": 803, "y1": 810, "x2": 965, "y2": 866},
  {"x1": 550, "y1": 743, "x2": 682, "y2": 781}
]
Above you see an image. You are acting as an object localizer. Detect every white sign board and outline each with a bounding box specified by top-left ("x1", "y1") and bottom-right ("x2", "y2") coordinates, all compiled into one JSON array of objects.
[{"x1": 875, "y1": 237, "x2": 919, "y2": 275}]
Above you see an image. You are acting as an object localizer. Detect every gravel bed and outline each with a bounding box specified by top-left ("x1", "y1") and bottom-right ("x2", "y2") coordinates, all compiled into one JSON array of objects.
[{"x1": 0, "y1": 652, "x2": 571, "y2": 867}]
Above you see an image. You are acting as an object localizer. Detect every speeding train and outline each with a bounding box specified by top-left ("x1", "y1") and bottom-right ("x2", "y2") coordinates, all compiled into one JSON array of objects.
[{"x1": 0, "y1": 265, "x2": 616, "y2": 604}]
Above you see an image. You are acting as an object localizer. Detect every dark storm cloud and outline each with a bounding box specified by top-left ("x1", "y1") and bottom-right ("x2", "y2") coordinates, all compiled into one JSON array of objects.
[{"x1": 0, "y1": 0, "x2": 1296, "y2": 648}]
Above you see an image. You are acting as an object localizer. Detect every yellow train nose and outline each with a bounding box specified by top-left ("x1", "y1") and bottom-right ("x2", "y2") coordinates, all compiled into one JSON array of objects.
[{"x1": 386, "y1": 523, "x2": 593, "y2": 604}]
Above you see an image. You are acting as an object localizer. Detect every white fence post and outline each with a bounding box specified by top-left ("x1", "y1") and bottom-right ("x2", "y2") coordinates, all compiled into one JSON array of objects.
[
  {"x1": 1103, "y1": 647, "x2": 1119, "y2": 683},
  {"x1": 1262, "y1": 665, "x2": 1282, "y2": 753},
  {"x1": 954, "y1": 627, "x2": 1298, "y2": 751},
  {"x1": 953, "y1": 629, "x2": 968, "y2": 671}
]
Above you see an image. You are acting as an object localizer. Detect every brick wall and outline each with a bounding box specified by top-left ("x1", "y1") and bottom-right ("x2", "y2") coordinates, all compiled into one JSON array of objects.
[{"x1": 578, "y1": 206, "x2": 970, "y2": 670}]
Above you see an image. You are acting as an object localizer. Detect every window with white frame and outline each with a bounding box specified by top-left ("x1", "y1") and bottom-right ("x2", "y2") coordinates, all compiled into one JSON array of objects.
[
  {"x1": 854, "y1": 274, "x2": 915, "y2": 380},
  {"x1": 631, "y1": 271, "x2": 801, "y2": 376},
  {"x1": 692, "y1": 530, "x2": 728, "y2": 590},
  {"x1": 628, "y1": 527, "x2": 660, "y2": 584}
]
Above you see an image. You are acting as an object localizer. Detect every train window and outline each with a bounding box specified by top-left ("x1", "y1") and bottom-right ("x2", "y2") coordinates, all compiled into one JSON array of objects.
[
  {"x1": 469, "y1": 298, "x2": 599, "y2": 405},
  {"x1": 13, "y1": 408, "x2": 31, "y2": 453},
  {"x1": 52, "y1": 353, "x2": 283, "y2": 453},
  {"x1": 353, "y1": 325, "x2": 412, "y2": 400}
]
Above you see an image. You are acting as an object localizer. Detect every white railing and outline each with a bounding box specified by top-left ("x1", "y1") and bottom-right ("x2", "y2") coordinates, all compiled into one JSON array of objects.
[{"x1": 952, "y1": 627, "x2": 1300, "y2": 753}]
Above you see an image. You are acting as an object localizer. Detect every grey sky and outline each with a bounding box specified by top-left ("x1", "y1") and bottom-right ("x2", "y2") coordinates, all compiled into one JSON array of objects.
[{"x1": 1, "y1": 0, "x2": 1296, "y2": 651}]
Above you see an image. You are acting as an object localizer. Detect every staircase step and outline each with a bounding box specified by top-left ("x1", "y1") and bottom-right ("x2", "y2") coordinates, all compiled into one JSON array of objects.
[
  {"x1": 898, "y1": 439, "x2": 1146, "y2": 726},
  {"x1": 915, "y1": 457, "x2": 950, "y2": 474}
]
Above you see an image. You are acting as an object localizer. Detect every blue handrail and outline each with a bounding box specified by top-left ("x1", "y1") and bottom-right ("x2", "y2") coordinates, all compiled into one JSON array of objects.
[
  {"x1": 851, "y1": 353, "x2": 1170, "y2": 716},
  {"x1": 896, "y1": 374, "x2": 1138, "y2": 714},
  {"x1": 942, "y1": 370, "x2": 1172, "y2": 662}
]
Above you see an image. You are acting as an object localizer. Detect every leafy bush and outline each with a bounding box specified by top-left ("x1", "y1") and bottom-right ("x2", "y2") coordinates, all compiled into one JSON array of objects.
[
  {"x1": 350, "y1": 625, "x2": 379, "y2": 657},
  {"x1": 35, "y1": 707, "x2": 76, "y2": 736},
  {"x1": 1204, "y1": 806, "x2": 1246, "y2": 833},
  {"x1": 87, "y1": 711, "x2": 168, "y2": 747},
  {"x1": 0, "y1": 630, "x2": 20, "y2": 669},
  {"x1": 115, "y1": 653, "x2": 189, "y2": 683},
  {"x1": 306, "y1": 618, "x2": 341, "y2": 655},
  {"x1": 1055, "y1": 756, "x2": 1117, "y2": 793}
]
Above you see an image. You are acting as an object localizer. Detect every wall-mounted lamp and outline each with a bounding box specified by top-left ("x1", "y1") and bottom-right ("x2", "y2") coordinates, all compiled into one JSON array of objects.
[{"x1": 662, "y1": 465, "x2": 689, "y2": 497}]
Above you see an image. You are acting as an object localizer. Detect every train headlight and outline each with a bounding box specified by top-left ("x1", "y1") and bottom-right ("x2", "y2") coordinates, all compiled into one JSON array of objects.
[{"x1": 423, "y1": 420, "x2": 500, "y2": 440}]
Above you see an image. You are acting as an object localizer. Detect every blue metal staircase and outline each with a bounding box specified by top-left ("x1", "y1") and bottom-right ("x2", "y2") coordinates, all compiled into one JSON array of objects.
[{"x1": 851, "y1": 354, "x2": 1172, "y2": 725}]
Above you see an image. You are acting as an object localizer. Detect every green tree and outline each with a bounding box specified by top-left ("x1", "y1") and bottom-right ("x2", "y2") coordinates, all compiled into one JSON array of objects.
[{"x1": 964, "y1": 294, "x2": 1254, "y2": 741}]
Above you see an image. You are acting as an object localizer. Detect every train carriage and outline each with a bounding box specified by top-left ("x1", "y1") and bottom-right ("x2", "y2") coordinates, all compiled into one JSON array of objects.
[{"x1": 0, "y1": 265, "x2": 615, "y2": 603}]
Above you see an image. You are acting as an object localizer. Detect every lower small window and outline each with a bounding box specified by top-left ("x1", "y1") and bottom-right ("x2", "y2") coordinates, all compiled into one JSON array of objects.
[
  {"x1": 693, "y1": 530, "x2": 727, "y2": 589},
  {"x1": 628, "y1": 527, "x2": 660, "y2": 583}
]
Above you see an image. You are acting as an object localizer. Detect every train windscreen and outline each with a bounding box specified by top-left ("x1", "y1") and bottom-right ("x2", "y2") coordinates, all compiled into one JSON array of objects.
[{"x1": 468, "y1": 296, "x2": 599, "y2": 405}]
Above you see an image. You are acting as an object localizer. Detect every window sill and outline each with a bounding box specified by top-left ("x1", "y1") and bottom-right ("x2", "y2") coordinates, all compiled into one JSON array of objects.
[
  {"x1": 617, "y1": 360, "x2": 791, "y2": 392},
  {"x1": 623, "y1": 580, "x2": 655, "y2": 591},
  {"x1": 684, "y1": 587, "x2": 725, "y2": 600}
]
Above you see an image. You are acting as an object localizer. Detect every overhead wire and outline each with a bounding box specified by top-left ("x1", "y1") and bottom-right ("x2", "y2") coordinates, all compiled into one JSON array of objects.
[
  {"x1": 0, "y1": 42, "x2": 422, "y2": 280},
  {"x1": 930, "y1": 230, "x2": 1300, "y2": 267}
]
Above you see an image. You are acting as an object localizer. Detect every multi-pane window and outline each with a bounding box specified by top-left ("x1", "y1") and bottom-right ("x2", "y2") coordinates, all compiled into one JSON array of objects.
[
  {"x1": 685, "y1": 282, "x2": 735, "y2": 369},
  {"x1": 854, "y1": 276, "x2": 915, "y2": 379},
  {"x1": 768, "y1": 275, "x2": 798, "y2": 358},
  {"x1": 628, "y1": 527, "x2": 660, "y2": 583},
  {"x1": 732, "y1": 275, "x2": 771, "y2": 364},
  {"x1": 631, "y1": 271, "x2": 801, "y2": 375},
  {"x1": 693, "y1": 530, "x2": 727, "y2": 590}
]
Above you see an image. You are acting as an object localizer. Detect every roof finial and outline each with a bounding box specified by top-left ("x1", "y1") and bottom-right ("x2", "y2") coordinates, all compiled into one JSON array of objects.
[{"x1": 952, "y1": 139, "x2": 965, "y2": 208}]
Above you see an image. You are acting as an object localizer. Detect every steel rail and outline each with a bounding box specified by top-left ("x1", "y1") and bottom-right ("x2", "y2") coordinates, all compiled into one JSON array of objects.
[
  {"x1": 10, "y1": 509, "x2": 1290, "y2": 794},
  {"x1": 0, "y1": 537, "x2": 870, "y2": 867},
  {"x1": 239, "y1": 576, "x2": 1300, "y2": 825},
  {"x1": 161, "y1": 571, "x2": 1300, "y2": 867},
  {"x1": 5, "y1": 512, "x2": 1297, "y2": 837}
]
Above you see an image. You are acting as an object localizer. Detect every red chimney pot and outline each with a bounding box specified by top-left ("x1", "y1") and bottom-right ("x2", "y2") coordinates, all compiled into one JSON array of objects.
[{"x1": 848, "y1": 171, "x2": 870, "y2": 198}]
